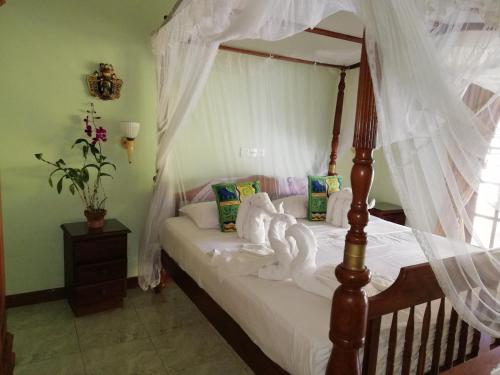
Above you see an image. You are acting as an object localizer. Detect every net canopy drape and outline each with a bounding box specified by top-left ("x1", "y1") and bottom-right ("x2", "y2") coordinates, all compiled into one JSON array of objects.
[
  {"x1": 361, "y1": 1, "x2": 500, "y2": 336},
  {"x1": 142, "y1": 0, "x2": 500, "y2": 338},
  {"x1": 140, "y1": 0, "x2": 355, "y2": 290},
  {"x1": 171, "y1": 50, "x2": 345, "y2": 193}
]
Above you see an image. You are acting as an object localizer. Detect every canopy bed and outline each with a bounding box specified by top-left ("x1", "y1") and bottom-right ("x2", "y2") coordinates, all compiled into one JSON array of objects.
[{"x1": 140, "y1": 1, "x2": 500, "y2": 374}]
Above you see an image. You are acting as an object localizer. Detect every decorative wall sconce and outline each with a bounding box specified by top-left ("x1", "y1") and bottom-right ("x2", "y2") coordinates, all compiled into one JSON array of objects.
[{"x1": 120, "y1": 121, "x2": 140, "y2": 163}]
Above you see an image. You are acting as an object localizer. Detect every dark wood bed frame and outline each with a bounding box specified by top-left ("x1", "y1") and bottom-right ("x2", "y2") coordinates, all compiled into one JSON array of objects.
[{"x1": 159, "y1": 35, "x2": 500, "y2": 375}]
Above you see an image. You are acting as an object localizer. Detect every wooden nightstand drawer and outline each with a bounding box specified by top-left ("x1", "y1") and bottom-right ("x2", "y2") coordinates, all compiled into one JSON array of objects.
[
  {"x1": 75, "y1": 260, "x2": 126, "y2": 285},
  {"x1": 74, "y1": 279, "x2": 126, "y2": 306},
  {"x1": 74, "y1": 236, "x2": 126, "y2": 264},
  {"x1": 62, "y1": 219, "x2": 131, "y2": 316}
]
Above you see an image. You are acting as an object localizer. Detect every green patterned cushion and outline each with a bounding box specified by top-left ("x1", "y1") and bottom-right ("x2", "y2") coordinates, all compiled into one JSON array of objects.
[
  {"x1": 212, "y1": 181, "x2": 261, "y2": 232},
  {"x1": 308, "y1": 175, "x2": 343, "y2": 221}
]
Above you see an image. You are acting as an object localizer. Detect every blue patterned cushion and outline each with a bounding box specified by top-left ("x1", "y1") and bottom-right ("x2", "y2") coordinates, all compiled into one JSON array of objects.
[
  {"x1": 307, "y1": 175, "x2": 343, "y2": 221},
  {"x1": 212, "y1": 181, "x2": 261, "y2": 232}
]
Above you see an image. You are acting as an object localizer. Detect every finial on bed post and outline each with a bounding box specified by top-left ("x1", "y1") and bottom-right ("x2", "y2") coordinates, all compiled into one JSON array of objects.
[
  {"x1": 328, "y1": 67, "x2": 347, "y2": 176},
  {"x1": 326, "y1": 36, "x2": 377, "y2": 375}
]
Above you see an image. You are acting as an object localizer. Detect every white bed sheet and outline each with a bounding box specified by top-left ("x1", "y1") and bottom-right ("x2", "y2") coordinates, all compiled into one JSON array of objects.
[{"x1": 160, "y1": 216, "x2": 429, "y2": 375}]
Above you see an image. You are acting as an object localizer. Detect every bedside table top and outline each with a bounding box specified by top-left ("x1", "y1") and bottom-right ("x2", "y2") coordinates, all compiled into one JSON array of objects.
[
  {"x1": 61, "y1": 219, "x2": 131, "y2": 238},
  {"x1": 370, "y1": 201, "x2": 403, "y2": 213}
]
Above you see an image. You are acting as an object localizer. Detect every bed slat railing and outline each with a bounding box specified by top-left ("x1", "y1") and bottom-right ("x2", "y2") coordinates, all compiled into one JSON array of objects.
[
  {"x1": 386, "y1": 312, "x2": 398, "y2": 375},
  {"x1": 416, "y1": 302, "x2": 432, "y2": 375},
  {"x1": 362, "y1": 262, "x2": 489, "y2": 375},
  {"x1": 443, "y1": 308, "x2": 459, "y2": 370},
  {"x1": 363, "y1": 317, "x2": 381, "y2": 375},
  {"x1": 401, "y1": 306, "x2": 415, "y2": 375},
  {"x1": 455, "y1": 320, "x2": 469, "y2": 365},
  {"x1": 430, "y1": 298, "x2": 445, "y2": 373}
]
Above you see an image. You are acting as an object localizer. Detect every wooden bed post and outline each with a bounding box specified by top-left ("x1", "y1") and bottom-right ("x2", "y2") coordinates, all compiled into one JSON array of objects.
[
  {"x1": 326, "y1": 37, "x2": 377, "y2": 375},
  {"x1": 328, "y1": 67, "x2": 346, "y2": 176}
]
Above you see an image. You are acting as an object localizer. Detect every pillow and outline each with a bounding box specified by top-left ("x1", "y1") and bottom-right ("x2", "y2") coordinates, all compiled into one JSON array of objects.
[
  {"x1": 212, "y1": 181, "x2": 261, "y2": 232},
  {"x1": 179, "y1": 201, "x2": 220, "y2": 229},
  {"x1": 307, "y1": 175, "x2": 343, "y2": 221},
  {"x1": 272, "y1": 195, "x2": 307, "y2": 219}
]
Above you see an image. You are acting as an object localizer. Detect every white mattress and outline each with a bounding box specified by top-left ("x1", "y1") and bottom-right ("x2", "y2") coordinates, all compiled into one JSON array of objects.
[{"x1": 160, "y1": 216, "x2": 438, "y2": 374}]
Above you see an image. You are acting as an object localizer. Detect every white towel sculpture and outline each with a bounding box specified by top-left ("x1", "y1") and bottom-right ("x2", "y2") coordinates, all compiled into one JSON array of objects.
[
  {"x1": 326, "y1": 188, "x2": 353, "y2": 228},
  {"x1": 285, "y1": 223, "x2": 334, "y2": 298},
  {"x1": 258, "y1": 214, "x2": 297, "y2": 280},
  {"x1": 236, "y1": 192, "x2": 281, "y2": 244},
  {"x1": 326, "y1": 188, "x2": 375, "y2": 228}
]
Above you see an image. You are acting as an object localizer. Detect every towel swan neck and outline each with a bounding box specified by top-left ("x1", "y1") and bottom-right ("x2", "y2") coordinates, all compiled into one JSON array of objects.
[{"x1": 257, "y1": 213, "x2": 296, "y2": 281}]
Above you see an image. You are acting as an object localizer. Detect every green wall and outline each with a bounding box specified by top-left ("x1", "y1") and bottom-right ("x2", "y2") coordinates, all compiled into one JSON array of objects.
[
  {"x1": 0, "y1": 0, "x2": 175, "y2": 294},
  {"x1": 0, "y1": 1, "x2": 400, "y2": 295}
]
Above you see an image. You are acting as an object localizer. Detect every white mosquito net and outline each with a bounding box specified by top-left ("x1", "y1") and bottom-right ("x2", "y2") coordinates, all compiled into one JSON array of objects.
[{"x1": 140, "y1": 0, "x2": 500, "y2": 337}]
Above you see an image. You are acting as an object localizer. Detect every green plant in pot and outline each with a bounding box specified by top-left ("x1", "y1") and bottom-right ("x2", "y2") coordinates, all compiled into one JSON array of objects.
[{"x1": 35, "y1": 103, "x2": 116, "y2": 229}]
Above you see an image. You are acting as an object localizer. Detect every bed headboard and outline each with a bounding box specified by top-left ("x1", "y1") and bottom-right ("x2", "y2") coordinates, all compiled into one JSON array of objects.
[{"x1": 174, "y1": 175, "x2": 307, "y2": 214}]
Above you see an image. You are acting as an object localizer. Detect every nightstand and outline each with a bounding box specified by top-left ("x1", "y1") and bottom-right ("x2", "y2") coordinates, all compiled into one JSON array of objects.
[
  {"x1": 61, "y1": 219, "x2": 130, "y2": 316},
  {"x1": 369, "y1": 202, "x2": 406, "y2": 225}
]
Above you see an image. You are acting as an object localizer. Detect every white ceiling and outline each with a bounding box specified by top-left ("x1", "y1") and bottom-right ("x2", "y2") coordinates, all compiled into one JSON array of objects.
[{"x1": 224, "y1": 11, "x2": 364, "y2": 67}]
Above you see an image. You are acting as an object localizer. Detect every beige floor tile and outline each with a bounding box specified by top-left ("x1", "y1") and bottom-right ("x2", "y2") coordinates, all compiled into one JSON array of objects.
[
  {"x1": 7, "y1": 300, "x2": 74, "y2": 332},
  {"x1": 82, "y1": 338, "x2": 168, "y2": 375},
  {"x1": 173, "y1": 357, "x2": 252, "y2": 375},
  {"x1": 76, "y1": 301, "x2": 148, "y2": 350},
  {"x1": 14, "y1": 353, "x2": 86, "y2": 375},
  {"x1": 128, "y1": 284, "x2": 191, "y2": 309},
  {"x1": 136, "y1": 299, "x2": 206, "y2": 337},
  {"x1": 9, "y1": 284, "x2": 250, "y2": 375},
  {"x1": 13, "y1": 321, "x2": 80, "y2": 365},
  {"x1": 152, "y1": 323, "x2": 228, "y2": 371}
]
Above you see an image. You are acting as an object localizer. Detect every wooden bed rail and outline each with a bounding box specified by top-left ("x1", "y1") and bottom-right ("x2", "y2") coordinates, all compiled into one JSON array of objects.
[
  {"x1": 362, "y1": 262, "x2": 500, "y2": 375},
  {"x1": 368, "y1": 263, "x2": 442, "y2": 318}
]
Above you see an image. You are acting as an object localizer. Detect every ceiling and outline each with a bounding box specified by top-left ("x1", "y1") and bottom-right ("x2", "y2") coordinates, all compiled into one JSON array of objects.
[{"x1": 224, "y1": 11, "x2": 364, "y2": 67}]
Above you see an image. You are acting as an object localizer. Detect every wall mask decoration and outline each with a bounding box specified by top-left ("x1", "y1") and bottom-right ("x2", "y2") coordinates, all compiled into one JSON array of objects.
[{"x1": 87, "y1": 63, "x2": 123, "y2": 100}]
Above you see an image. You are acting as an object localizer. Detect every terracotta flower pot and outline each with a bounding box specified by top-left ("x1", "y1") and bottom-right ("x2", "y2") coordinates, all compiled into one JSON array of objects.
[{"x1": 84, "y1": 208, "x2": 107, "y2": 229}]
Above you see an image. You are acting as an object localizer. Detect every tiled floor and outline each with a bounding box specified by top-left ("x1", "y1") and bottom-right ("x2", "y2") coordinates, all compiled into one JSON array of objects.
[{"x1": 8, "y1": 283, "x2": 253, "y2": 375}]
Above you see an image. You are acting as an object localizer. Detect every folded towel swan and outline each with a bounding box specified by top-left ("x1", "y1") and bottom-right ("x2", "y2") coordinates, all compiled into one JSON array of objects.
[
  {"x1": 258, "y1": 213, "x2": 297, "y2": 281},
  {"x1": 236, "y1": 192, "x2": 280, "y2": 244}
]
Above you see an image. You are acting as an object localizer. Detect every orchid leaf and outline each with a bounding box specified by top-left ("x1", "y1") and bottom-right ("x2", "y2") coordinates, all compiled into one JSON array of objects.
[
  {"x1": 84, "y1": 164, "x2": 100, "y2": 171},
  {"x1": 73, "y1": 138, "x2": 90, "y2": 148},
  {"x1": 56, "y1": 177, "x2": 64, "y2": 194},
  {"x1": 101, "y1": 162, "x2": 116, "y2": 171}
]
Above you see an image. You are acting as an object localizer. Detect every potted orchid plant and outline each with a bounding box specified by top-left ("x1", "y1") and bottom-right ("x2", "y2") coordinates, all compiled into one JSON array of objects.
[{"x1": 35, "y1": 103, "x2": 116, "y2": 229}]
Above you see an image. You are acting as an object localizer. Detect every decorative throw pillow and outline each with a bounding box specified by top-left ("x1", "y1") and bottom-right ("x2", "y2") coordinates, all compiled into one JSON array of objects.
[
  {"x1": 212, "y1": 181, "x2": 261, "y2": 232},
  {"x1": 307, "y1": 175, "x2": 343, "y2": 221}
]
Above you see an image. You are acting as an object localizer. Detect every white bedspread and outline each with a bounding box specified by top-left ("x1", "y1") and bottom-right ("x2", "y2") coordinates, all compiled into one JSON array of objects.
[{"x1": 160, "y1": 216, "x2": 436, "y2": 375}]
